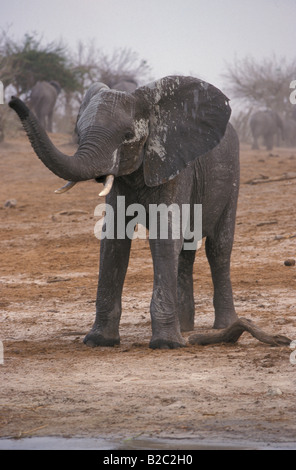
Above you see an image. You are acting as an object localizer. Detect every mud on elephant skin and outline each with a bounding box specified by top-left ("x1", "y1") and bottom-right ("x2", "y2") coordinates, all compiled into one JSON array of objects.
[{"x1": 9, "y1": 75, "x2": 239, "y2": 349}]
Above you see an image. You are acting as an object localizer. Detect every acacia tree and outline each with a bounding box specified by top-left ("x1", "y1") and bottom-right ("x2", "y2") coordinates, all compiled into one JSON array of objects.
[
  {"x1": 0, "y1": 31, "x2": 152, "y2": 137},
  {"x1": 0, "y1": 31, "x2": 78, "y2": 95},
  {"x1": 0, "y1": 30, "x2": 79, "y2": 137}
]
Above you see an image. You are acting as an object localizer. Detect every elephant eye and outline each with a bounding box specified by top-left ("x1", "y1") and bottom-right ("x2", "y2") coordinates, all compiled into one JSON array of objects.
[{"x1": 124, "y1": 131, "x2": 135, "y2": 141}]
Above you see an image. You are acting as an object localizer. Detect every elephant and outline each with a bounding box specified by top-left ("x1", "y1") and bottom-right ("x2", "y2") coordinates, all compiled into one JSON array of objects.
[
  {"x1": 282, "y1": 117, "x2": 296, "y2": 147},
  {"x1": 9, "y1": 75, "x2": 240, "y2": 349},
  {"x1": 250, "y1": 109, "x2": 283, "y2": 151},
  {"x1": 27, "y1": 80, "x2": 61, "y2": 132}
]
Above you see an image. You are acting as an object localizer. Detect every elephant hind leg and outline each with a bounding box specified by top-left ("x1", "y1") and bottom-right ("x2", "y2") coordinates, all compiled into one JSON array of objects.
[
  {"x1": 252, "y1": 140, "x2": 259, "y2": 150},
  {"x1": 264, "y1": 134, "x2": 274, "y2": 151},
  {"x1": 205, "y1": 202, "x2": 238, "y2": 329},
  {"x1": 47, "y1": 110, "x2": 53, "y2": 133},
  {"x1": 177, "y1": 247, "x2": 196, "y2": 331},
  {"x1": 251, "y1": 134, "x2": 259, "y2": 150}
]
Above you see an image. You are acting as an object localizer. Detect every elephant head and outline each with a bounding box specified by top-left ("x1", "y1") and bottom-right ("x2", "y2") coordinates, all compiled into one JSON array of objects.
[{"x1": 9, "y1": 76, "x2": 231, "y2": 194}]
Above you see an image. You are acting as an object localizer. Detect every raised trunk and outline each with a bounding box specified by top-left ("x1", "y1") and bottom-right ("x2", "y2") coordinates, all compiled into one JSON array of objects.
[{"x1": 9, "y1": 97, "x2": 101, "y2": 182}]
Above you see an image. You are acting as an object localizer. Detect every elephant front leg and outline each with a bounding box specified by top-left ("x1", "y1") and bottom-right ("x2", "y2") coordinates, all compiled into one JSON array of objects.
[
  {"x1": 84, "y1": 237, "x2": 131, "y2": 347},
  {"x1": 149, "y1": 240, "x2": 186, "y2": 349}
]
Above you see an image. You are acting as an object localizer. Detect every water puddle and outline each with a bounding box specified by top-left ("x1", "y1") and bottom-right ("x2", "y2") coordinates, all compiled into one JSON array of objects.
[{"x1": 0, "y1": 436, "x2": 295, "y2": 450}]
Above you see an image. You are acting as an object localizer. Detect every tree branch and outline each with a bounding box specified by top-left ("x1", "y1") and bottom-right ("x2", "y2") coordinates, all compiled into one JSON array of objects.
[
  {"x1": 188, "y1": 318, "x2": 291, "y2": 347},
  {"x1": 245, "y1": 172, "x2": 296, "y2": 185}
]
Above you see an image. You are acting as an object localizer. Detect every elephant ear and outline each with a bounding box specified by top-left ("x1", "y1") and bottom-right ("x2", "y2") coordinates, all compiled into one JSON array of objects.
[{"x1": 137, "y1": 76, "x2": 231, "y2": 187}]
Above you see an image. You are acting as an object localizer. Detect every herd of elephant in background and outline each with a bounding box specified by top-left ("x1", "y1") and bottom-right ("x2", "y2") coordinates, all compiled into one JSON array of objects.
[
  {"x1": 27, "y1": 79, "x2": 296, "y2": 151},
  {"x1": 250, "y1": 107, "x2": 296, "y2": 151}
]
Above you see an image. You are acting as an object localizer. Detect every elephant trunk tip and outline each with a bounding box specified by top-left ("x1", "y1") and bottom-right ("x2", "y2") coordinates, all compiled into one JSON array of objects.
[{"x1": 9, "y1": 96, "x2": 30, "y2": 121}]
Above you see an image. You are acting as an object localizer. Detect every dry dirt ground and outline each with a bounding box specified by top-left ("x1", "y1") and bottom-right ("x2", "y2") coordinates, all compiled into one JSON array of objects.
[{"x1": 0, "y1": 132, "x2": 295, "y2": 448}]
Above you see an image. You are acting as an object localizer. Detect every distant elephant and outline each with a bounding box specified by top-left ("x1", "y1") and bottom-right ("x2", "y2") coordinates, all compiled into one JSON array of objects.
[
  {"x1": 113, "y1": 78, "x2": 138, "y2": 93},
  {"x1": 250, "y1": 109, "x2": 283, "y2": 151},
  {"x1": 27, "y1": 80, "x2": 61, "y2": 132},
  {"x1": 283, "y1": 118, "x2": 296, "y2": 147},
  {"x1": 9, "y1": 75, "x2": 240, "y2": 349}
]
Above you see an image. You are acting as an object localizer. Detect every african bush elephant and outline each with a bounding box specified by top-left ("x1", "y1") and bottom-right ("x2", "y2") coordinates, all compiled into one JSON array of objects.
[
  {"x1": 9, "y1": 75, "x2": 240, "y2": 349},
  {"x1": 27, "y1": 80, "x2": 61, "y2": 132},
  {"x1": 72, "y1": 80, "x2": 138, "y2": 144},
  {"x1": 250, "y1": 109, "x2": 283, "y2": 151}
]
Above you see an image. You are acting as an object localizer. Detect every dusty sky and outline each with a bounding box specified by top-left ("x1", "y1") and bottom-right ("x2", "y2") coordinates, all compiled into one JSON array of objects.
[{"x1": 1, "y1": 0, "x2": 295, "y2": 89}]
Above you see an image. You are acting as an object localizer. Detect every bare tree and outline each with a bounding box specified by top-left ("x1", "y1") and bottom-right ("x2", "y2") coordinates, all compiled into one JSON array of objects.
[
  {"x1": 223, "y1": 55, "x2": 296, "y2": 111},
  {"x1": 222, "y1": 55, "x2": 296, "y2": 142},
  {"x1": 61, "y1": 43, "x2": 152, "y2": 136},
  {"x1": 70, "y1": 42, "x2": 152, "y2": 104},
  {"x1": 96, "y1": 47, "x2": 151, "y2": 88}
]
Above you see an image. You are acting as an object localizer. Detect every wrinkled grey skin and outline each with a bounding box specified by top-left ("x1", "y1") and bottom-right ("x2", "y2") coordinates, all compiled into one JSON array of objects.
[
  {"x1": 73, "y1": 80, "x2": 138, "y2": 142},
  {"x1": 9, "y1": 75, "x2": 240, "y2": 349},
  {"x1": 27, "y1": 80, "x2": 61, "y2": 132},
  {"x1": 250, "y1": 109, "x2": 283, "y2": 151}
]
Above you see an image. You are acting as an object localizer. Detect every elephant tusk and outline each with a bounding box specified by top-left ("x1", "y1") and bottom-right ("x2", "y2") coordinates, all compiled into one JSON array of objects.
[
  {"x1": 99, "y1": 175, "x2": 114, "y2": 197},
  {"x1": 54, "y1": 181, "x2": 77, "y2": 194}
]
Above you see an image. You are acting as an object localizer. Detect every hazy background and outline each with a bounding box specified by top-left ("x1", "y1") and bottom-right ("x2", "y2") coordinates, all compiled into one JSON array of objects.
[{"x1": 1, "y1": 0, "x2": 295, "y2": 88}]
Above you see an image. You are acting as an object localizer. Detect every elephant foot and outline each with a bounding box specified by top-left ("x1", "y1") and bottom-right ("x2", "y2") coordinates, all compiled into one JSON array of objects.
[
  {"x1": 213, "y1": 312, "x2": 238, "y2": 330},
  {"x1": 149, "y1": 334, "x2": 186, "y2": 350},
  {"x1": 83, "y1": 328, "x2": 120, "y2": 347}
]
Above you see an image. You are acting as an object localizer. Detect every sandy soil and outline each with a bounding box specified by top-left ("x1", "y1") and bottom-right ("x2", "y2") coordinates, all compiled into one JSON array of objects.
[{"x1": 0, "y1": 132, "x2": 295, "y2": 447}]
